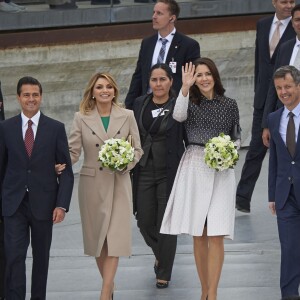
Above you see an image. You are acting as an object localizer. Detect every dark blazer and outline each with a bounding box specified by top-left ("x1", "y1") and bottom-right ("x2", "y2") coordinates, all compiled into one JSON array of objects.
[
  {"x1": 254, "y1": 17, "x2": 295, "y2": 110},
  {"x1": 131, "y1": 94, "x2": 186, "y2": 214},
  {"x1": 0, "y1": 113, "x2": 74, "y2": 220},
  {"x1": 262, "y1": 38, "x2": 296, "y2": 127},
  {"x1": 268, "y1": 107, "x2": 300, "y2": 210},
  {"x1": 125, "y1": 31, "x2": 200, "y2": 109}
]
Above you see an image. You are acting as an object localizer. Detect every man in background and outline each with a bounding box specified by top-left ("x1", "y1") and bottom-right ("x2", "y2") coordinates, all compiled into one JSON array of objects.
[
  {"x1": 125, "y1": 0, "x2": 200, "y2": 109},
  {"x1": 263, "y1": 4, "x2": 300, "y2": 143},
  {"x1": 236, "y1": 0, "x2": 296, "y2": 213}
]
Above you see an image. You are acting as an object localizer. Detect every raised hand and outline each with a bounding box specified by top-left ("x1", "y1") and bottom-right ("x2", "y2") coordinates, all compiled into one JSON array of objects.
[{"x1": 181, "y1": 62, "x2": 196, "y2": 97}]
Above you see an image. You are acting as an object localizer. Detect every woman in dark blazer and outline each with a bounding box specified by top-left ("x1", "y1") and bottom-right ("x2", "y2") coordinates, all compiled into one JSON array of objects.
[{"x1": 132, "y1": 63, "x2": 186, "y2": 288}]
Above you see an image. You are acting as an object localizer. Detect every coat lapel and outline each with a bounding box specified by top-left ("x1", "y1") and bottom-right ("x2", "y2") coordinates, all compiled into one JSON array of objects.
[
  {"x1": 106, "y1": 104, "x2": 128, "y2": 138},
  {"x1": 80, "y1": 105, "x2": 128, "y2": 142},
  {"x1": 81, "y1": 108, "x2": 109, "y2": 142}
]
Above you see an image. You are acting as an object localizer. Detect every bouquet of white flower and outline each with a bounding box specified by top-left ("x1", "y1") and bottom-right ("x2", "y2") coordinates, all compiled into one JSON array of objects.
[
  {"x1": 98, "y1": 138, "x2": 134, "y2": 171},
  {"x1": 204, "y1": 133, "x2": 239, "y2": 171}
]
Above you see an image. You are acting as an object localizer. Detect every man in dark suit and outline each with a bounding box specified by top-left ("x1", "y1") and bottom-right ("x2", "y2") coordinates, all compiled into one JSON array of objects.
[
  {"x1": 125, "y1": 0, "x2": 200, "y2": 109},
  {"x1": 236, "y1": 0, "x2": 296, "y2": 213},
  {"x1": 268, "y1": 65, "x2": 300, "y2": 299},
  {"x1": 263, "y1": 4, "x2": 300, "y2": 142},
  {"x1": 0, "y1": 76, "x2": 74, "y2": 300},
  {"x1": 0, "y1": 82, "x2": 5, "y2": 300}
]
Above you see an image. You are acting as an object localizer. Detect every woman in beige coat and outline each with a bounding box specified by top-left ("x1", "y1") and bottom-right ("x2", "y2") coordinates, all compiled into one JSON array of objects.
[{"x1": 68, "y1": 72, "x2": 143, "y2": 300}]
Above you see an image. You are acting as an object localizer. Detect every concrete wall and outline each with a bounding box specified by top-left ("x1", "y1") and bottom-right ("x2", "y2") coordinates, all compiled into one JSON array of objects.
[{"x1": 0, "y1": 30, "x2": 255, "y2": 146}]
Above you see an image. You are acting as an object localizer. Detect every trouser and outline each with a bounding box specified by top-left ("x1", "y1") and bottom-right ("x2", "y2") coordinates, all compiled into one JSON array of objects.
[
  {"x1": 236, "y1": 107, "x2": 268, "y2": 202},
  {"x1": 136, "y1": 158, "x2": 177, "y2": 281},
  {"x1": 276, "y1": 186, "x2": 300, "y2": 298},
  {"x1": 4, "y1": 193, "x2": 53, "y2": 300}
]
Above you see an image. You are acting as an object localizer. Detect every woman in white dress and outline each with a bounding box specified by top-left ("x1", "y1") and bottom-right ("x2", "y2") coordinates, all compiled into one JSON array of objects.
[{"x1": 160, "y1": 58, "x2": 240, "y2": 300}]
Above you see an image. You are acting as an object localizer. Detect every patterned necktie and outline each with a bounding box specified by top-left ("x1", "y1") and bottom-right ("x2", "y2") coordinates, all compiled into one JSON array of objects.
[
  {"x1": 269, "y1": 20, "x2": 282, "y2": 58},
  {"x1": 157, "y1": 38, "x2": 168, "y2": 64},
  {"x1": 293, "y1": 45, "x2": 300, "y2": 70},
  {"x1": 286, "y1": 112, "x2": 296, "y2": 157},
  {"x1": 25, "y1": 119, "x2": 34, "y2": 157}
]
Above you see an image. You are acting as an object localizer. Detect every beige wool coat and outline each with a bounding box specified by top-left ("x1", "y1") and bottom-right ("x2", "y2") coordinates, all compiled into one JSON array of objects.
[{"x1": 68, "y1": 104, "x2": 143, "y2": 257}]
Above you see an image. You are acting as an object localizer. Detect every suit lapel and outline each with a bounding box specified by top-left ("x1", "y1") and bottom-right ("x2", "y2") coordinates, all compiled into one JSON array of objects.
[
  {"x1": 13, "y1": 114, "x2": 28, "y2": 158},
  {"x1": 262, "y1": 17, "x2": 273, "y2": 60},
  {"x1": 166, "y1": 32, "x2": 181, "y2": 64},
  {"x1": 273, "y1": 108, "x2": 292, "y2": 156},
  {"x1": 146, "y1": 35, "x2": 158, "y2": 72},
  {"x1": 31, "y1": 113, "x2": 46, "y2": 158}
]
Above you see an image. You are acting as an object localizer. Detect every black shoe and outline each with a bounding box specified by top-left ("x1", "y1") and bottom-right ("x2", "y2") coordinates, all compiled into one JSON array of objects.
[
  {"x1": 91, "y1": 0, "x2": 120, "y2": 4},
  {"x1": 236, "y1": 196, "x2": 250, "y2": 213},
  {"x1": 156, "y1": 280, "x2": 169, "y2": 289}
]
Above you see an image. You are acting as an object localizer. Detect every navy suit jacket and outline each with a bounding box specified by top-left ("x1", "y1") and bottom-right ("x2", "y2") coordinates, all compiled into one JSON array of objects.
[
  {"x1": 0, "y1": 113, "x2": 74, "y2": 220},
  {"x1": 268, "y1": 107, "x2": 300, "y2": 209},
  {"x1": 262, "y1": 38, "x2": 296, "y2": 127},
  {"x1": 254, "y1": 16, "x2": 295, "y2": 111},
  {"x1": 125, "y1": 31, "x2": 200, "y2": 109}
]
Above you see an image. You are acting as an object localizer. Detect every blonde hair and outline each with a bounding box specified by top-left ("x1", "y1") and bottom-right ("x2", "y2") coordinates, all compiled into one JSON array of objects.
[{"x1": 79, "y1": 72, "x2": 120, "y2": 114}]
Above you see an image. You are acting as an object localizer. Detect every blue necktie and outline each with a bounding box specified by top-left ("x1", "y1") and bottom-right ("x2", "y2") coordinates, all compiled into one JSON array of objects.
[{"x1": 157, "y1": 38, "x2": 168, "y2": 64}]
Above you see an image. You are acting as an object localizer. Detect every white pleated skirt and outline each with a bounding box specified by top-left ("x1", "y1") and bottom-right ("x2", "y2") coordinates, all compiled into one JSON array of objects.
[{"x1": 160, "y1": 145, "x2": 236, "y2": 239}]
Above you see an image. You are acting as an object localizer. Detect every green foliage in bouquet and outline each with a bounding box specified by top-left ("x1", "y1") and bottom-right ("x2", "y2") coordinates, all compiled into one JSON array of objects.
[
  {"x1": 204, "y1": 133, "x2": 239, "y2": 171},
  {"x1": 98, "y1": 138, "x2": 134, "y2": 171}
]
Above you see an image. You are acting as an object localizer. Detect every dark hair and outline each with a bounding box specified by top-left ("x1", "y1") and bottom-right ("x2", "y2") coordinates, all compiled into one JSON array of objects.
[
  {"x1": 17, "y1": 76, "x2": 42, "y2": 96},
  {"x1": 190, "y1": 57, "x2": 225, "y2": 105},
  {"x1": 292, "y1": 4, "x2": 300, "y2": 18},
  {"x1": 149, "y1": 63, "x2": 176, "y2": 98},
  {"x1": 273, "y1": 65, "x2": 300, "y2": 84},
  {"x1": 157, "y1": 0, "x2": 180, "y2": 19}
]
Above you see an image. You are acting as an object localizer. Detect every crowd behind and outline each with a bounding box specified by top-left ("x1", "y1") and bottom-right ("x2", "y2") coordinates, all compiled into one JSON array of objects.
[{"x1": 1, "y1": 0, "x2": 300, "y2": 300}]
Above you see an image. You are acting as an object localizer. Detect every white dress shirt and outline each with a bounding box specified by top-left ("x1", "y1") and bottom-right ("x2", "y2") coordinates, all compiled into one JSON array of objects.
[
  {"x1": 152, "y1": 28, "x2": 176, "y2": 66},
  {"x1": 21, "y1": 111, "x2": 41, "y2": 140},
  {"x1": 289, "y1": 37, "x2": 300, "y2": 67}
]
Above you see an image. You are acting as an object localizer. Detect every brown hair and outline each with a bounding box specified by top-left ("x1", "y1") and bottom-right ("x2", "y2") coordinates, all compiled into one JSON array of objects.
[
  {"x1": 190, "y1": 57, "x2": 225, "y2": 105},
  {"x1": 79, "y1": 72, "x2": 120, "y2": 114},
  {"x1": 157, "y1": 0, "x2": 180, "y2": 19}
]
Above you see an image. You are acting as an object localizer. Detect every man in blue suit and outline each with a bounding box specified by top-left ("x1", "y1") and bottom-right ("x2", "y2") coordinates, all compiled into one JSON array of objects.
[
  {"x1": 263, "y1": 4, "x2": 300, "y2": 138},
  {"x1": 125, "y1": 0, "x2": 200, "y2": 109},
  {"x1": 0, "y1": 76, "x2": 74, "y2": 300},
  {"x1": 236, "y1": 0, "x2": 296, "y2": 213},
  {"x1": 268, "y1": 65, "x2": 300, "y2": 298}
]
